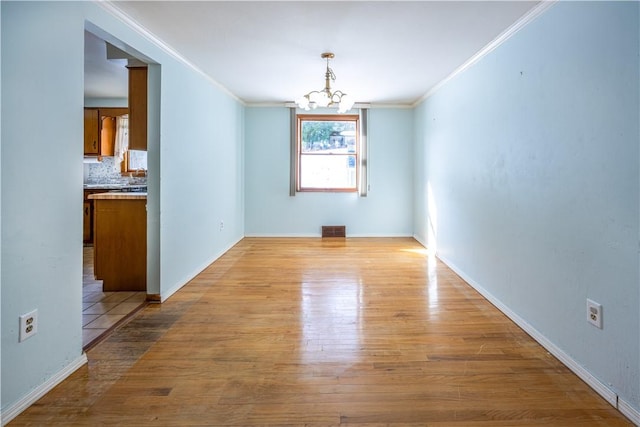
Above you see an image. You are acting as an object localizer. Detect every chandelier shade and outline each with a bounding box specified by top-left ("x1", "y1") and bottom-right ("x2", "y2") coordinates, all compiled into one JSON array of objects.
[{"x1": 296, "y1": 53, "x2": 354, "y2": 114}]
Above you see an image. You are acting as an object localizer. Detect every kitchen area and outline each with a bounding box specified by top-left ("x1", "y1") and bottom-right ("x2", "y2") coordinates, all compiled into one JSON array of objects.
[{"x1": 83, "y1": 31, "x2": 149, "y2": 349}]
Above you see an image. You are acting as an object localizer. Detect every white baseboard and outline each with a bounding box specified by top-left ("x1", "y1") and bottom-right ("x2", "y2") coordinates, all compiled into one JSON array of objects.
[
  {"x1": 1, "y1": 353, "x2": 88, "y2": 426},
  {"x1": 160, "y1": 237, "x2": 242, "y2": 302},
  {"x1": 412, "y1": 233, "x2": 427, "y2": 249},
  {"x1": 243, "y1": 233, "x2": 415, "y2": 238},
  {"x1": 436, "y1": 253, "x2": 638, "y2": 424},
  {"x1": 243, "y1": 233, "x2": 318, "y2": 238},
  {"x1": 619, "y1": 398, "x2": 640, "y2": 426}
]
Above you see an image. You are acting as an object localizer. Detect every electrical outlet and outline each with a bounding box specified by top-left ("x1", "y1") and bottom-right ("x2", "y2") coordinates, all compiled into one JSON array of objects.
[
  {"x1": 19, "y1": 309, "x2": 38, "y2": 342},
  {"x1": 219, "y1": 220, "x2": 224, "y2": 231},
  {"x1": 586, "y1": 299, "x2": 602, "y2": 329}
]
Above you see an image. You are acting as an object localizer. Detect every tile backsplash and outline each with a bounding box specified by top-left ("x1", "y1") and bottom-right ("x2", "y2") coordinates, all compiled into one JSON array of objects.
[{"x1": 84, "y1": 156, "x2": 146, "y2": 185}]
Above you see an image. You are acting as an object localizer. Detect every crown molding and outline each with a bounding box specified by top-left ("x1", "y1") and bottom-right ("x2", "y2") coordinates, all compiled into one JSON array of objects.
[
  {"x1": 96, "y1": 1, "x2": 245, "y2": 106},
  {"x1": 413, "y1": 0, "x2": 557, "y2": 107},
  {"x1": 96, "y1": 0, "x2": 556, "y2": 112},
  {"x1": 248, "y1": 102, "x2": 412, "y2": 109}
]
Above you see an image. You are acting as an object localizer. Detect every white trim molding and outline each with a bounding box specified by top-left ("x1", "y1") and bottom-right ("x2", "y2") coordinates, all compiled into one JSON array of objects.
[
  {"x1": 1, "y1": 354, "x2": 88, "y2": 426},
  {"x1": 413, "y1": 0, "x2": 557, "y2": 107},
  {"x1": 618, "y1": 399, "x2": 640, "y2": 426},
  {"x1": 278, "y1": 102, "x2": 411, "y2": 110},
  {"x1": 97, "y1": 1, "x2": 244, "y2": 105},
  {"x1": 435, "y1": 251, "x2": 639, "y2": 425},
  {"x1": 160, "y1": 237, "x2": 242, "y2": 303}
]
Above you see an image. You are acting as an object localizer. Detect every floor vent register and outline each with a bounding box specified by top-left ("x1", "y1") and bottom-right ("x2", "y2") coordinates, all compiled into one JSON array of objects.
[{"x1": 321, "y1": 225, "x2": 346, "y2": 238}]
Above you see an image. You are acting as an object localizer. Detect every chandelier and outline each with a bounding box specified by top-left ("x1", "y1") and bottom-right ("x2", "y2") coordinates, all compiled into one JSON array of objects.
[{"x1": 295, "y1": 53, "x2": 354, "y2": 113}]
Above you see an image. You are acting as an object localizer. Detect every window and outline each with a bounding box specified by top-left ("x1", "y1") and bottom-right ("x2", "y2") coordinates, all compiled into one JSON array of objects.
[
  {"x1": 297, "y1": 114, "x2": 359, "y2": 192},
  {"x1": 121, "y1": 150, "x2": 147, "y2": 175},
  {"x1": 127, "y1": 150, "x2": 147, "y2": 172}
]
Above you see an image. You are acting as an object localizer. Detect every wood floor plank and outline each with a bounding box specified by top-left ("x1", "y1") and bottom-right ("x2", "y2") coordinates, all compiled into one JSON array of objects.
[{"x1": 8, "y1": 238, "x2": 633, "y2": 426}]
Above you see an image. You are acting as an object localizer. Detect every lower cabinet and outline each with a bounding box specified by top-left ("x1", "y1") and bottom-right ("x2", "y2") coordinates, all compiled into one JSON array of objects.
[
  {"x1": 83, "y1": 189, "x2": 109, "y2": 244},
  {"x1": 83, "y1": 201, "x2": 92, "y2": 243},
  {"x1": 91, "y1": 195, "x2": 147, "y2": 292}
]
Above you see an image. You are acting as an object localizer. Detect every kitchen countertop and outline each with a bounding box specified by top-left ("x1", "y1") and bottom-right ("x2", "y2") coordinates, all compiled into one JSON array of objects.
[
  {"x1": 84, "y1": 184, "x2": 123, "y2": 189},
  {"x1": 84, "y1": 183, "x2": 146, "y2": 188},
  {"x1": 88, "y1": 192, "x2": 147, "y2": 200}
]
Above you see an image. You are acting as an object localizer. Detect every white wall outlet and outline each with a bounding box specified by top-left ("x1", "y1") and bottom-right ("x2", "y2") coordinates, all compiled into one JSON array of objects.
[
  {"x1": 586, "y1": 299, "x2": 602, "y2": 329},
  {"x1": 219, "y1": 220, "x2": 224, "y2": 231},
  {"x1": 19, "y1": 309, "x2": 38, "y2": 342}
]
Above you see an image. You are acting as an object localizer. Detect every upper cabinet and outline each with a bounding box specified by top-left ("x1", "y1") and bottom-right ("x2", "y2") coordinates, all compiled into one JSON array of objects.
[
  {"x1": 83, "y1": 108, "x2": 129, "y2": 156},
  {"x1": 128, "y1": 66, "x2": 148, "y2": 151},
  {"x1": 84, "y1": 109, "x2": 100, "y2": 155}
]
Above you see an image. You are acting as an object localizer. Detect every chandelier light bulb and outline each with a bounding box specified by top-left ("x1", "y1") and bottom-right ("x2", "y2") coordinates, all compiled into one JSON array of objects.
[
  {"x1": 317, "y1": 92, "x2": 330, "y2": 108},
  {"x1": 338, "y1": 94, "x2": 354, "y2": 113},
  {"x1": 296, "y1": 96, "x2": 309, "y2": 110},
  {"x1": 308, "y1": 91, "x2": 320, "y2": 104}
]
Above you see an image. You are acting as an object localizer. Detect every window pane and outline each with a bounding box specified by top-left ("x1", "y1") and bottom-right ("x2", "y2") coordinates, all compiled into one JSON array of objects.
[
  {"x1": 300, "y1": 154, "x2": 356, "y2": 189},
  {"x1": 301, "y1": 120, "x2": 356, "y2": 154},
  {"x1": 298, "y1": 116, "x2": 358, "y2": 192},
  {"x1": 128, "y1": 150, "x2": 147, "y2": 171}
]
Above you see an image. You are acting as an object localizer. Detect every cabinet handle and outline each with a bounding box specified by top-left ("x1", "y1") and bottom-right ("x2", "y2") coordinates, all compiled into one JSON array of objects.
[{"x1": 85, "y1": 207, "x2": 89, "y2": 216}]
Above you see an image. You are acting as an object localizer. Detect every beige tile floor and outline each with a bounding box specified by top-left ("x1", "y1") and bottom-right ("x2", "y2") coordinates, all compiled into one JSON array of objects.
[{"x1": 83, "y1": 246, "x2": 146, "y2": 349}]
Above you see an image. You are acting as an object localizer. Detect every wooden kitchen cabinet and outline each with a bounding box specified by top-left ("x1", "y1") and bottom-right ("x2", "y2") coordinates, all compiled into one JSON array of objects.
[
  {"x1": 90, "y1": 193, "x2": 147, "y2": 292},
  {"x1": 99, "y1": 116, "x2": 116, "y2": 156},
  {"x1": 84, "y1": 108, "x2": 100, "y2": 155},
  {"x1": 83, "y1": 201, "x2": 92, "y2": 243},
  {"x1": 83, "y1": 107, "x2": 129, "y2": 156},
  {"x1": 128, "y1": 66, "x2": 148, "y2": 151},
  {"x1": 83, "y1": 188, "x2": 114, "y2": 244}
]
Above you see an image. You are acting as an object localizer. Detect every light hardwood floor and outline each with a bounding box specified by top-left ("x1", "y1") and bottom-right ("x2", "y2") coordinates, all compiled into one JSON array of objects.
[{"x1": 11, "y1": 238, "x2": 632, "y2": 426}]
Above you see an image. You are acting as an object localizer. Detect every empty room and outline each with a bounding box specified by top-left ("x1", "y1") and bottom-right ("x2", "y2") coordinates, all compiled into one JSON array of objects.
[{"x1": 1, "y1": 1, "x2": 639, "y2": 425}]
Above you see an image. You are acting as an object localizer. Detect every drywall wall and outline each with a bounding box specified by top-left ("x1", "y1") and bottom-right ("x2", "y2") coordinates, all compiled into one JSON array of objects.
[
  {"x1": 414, "y1": 0, "x2": 639, "y2": 415},
  {"x1": 1, "y1": 0, "x2": 244, "y2": 419},
  {"x1": 157, "y1": 69, "x2": 244, "y2": 299},
  {"x1": 244, "y1": 107, "x2": 413, "y2": 236},
  {"x1": 2, "y1": 2, "x2": 86, "y2": 418}
]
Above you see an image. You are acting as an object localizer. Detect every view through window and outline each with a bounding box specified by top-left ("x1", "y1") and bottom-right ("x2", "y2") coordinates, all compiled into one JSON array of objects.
[
  {"x1": 297, "y1": 115, "x2": 359, "y2": 192},
  {"x1": 127, "y1": 150, "x2": 147, "y2": 172}
]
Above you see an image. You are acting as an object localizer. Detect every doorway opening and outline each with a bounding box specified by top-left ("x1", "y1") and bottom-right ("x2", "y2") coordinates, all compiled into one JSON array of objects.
[{"x1": 82, "y1": 26, "x2": 158, "y2": 350}]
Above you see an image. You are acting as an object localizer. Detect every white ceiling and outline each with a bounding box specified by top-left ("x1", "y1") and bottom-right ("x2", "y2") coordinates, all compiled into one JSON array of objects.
[
  {"x1": 86, "y1": 1, "x2": 541, "y2": 105},
  {"x1": 85, "y1": 30, "x2": 129, "y2": 99}
]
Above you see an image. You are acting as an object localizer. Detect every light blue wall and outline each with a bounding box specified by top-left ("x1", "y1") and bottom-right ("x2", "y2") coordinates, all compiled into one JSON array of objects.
[
  {"x1": 414, "y1": 1, "x2": 639, "y2": 413},
  {"x1": 2, "y1": 2, "x2": 86, "y2": 415},
  {"x1": 159, "y1": 73, "x2": 244, "y2": 296},
  {"x1": 245, "y1": 107, "x2": 413, "y2": 236},
  {"x1": 83, "y1": 5, "x2": 245, "y2": 299},
  {"x1": 1, "y1": 0, "x2": 244, "y2": 415}
]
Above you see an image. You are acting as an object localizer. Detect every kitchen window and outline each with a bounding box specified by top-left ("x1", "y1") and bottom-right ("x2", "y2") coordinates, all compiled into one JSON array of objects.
[
  {"x1": 120, "y1": 149, "x2": 147, "y2": 176},
  {"x1": 296, "y1": 114, "x2": 359, "y2": 192},
  {"x1": 126, "y1": 149, "x2": 147, "y2": 172}
]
